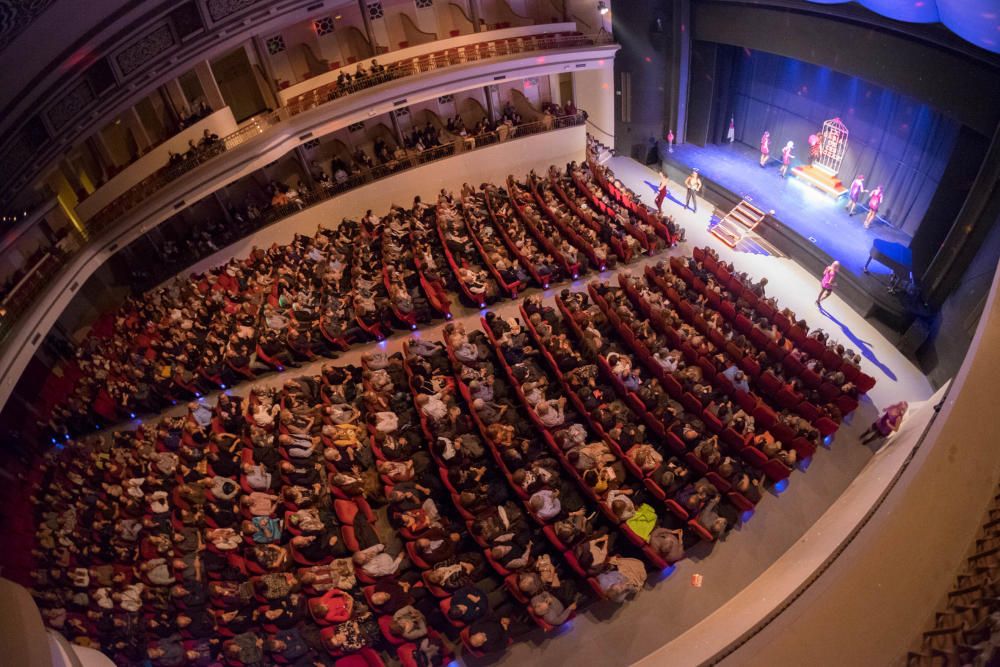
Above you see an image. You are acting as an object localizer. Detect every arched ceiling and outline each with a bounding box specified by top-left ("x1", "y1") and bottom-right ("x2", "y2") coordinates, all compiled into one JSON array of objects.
[{"x1": 805, "y1": 0, "x2": 1000, "y2": 55}]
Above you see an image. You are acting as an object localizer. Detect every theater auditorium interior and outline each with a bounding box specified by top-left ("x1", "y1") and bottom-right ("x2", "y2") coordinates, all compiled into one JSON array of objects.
[{"x1": 0, "y1": 0, "x2": 998, "y2": 665}]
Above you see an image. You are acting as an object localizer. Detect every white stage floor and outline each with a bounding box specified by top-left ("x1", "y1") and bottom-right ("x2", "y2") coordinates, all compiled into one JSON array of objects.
[{"x1": 106, "y1": 156, "x2": 933, "y2": 667}]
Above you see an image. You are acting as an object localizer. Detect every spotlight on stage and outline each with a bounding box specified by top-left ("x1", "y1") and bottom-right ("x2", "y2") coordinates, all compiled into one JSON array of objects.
[{"x1": 598, "y1": 1, "x2": 609, "y2": 15}]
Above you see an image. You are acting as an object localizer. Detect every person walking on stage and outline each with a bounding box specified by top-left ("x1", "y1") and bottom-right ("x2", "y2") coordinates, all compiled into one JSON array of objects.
[
  {"x1": 759, "y1": 131, "x2": 770, "y2": 167},
  {"x1": 864, "y1": 185, "x2": 884, "y2": 229},
  {"x1": 816, "y1": 260, "x2": 840, "y2": 305},
  {"x1": 684, "y1": 169, "x2": 703, "y2": 212},
  {"x1": 847, "y1": 174, "x2": 866, "y2": 215},
  {"x1": 655, "y1": 172, "x2": 669, "y2": 212},
  {"x1": 779, "y1": 141, "x2": 795, "y2": 178}
]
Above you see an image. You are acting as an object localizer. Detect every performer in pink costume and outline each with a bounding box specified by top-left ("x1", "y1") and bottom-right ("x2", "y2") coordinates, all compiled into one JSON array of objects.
[
  {"x1": 779, "y1": 141, "x2": 794, "y2": 178},
  {"x1": 759, "y1": 131, "x2": 770, "y2": 167},
  {"x1": 816, "y1": 260, "x2": 840, "y2": 305},
  {"x1": 847, "y1": 175, "x2": 866, "y2": 215},
  {"x1": 865, "y1": 185, "x2": 884, "y2": 229}
]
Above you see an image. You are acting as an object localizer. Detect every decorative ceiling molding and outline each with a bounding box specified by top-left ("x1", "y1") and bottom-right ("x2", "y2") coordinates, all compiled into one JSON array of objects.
[{"x1": 0, "y1": 0, "x2": 58, "y2": 54}]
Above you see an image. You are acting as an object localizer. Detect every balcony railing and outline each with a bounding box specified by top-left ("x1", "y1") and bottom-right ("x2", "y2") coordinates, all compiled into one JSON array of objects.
[
  {"x1": 83, "y1": 31, "x2": 610, "y2": 236},
  {"x1": 0, "y1": 113, "x2": 587, "y2": 346}
]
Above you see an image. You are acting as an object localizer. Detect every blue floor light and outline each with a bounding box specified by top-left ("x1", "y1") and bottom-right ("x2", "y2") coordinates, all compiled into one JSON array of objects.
[
  {"x1": 823, "y1": 433, "x2": 834, "y2": 447},
  {"x1": 740, "y1": 509, "x2": 755, "y2": 523},
  {"x1": 774, "y1": 478, "x2": 790, "y2": 494}
]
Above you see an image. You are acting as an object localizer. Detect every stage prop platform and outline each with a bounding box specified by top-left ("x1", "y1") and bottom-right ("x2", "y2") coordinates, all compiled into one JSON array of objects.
[
  {"x1": 791, "y1": 164, "x2": 848, "y2": 198},
  {"x1": 660, "y1": 142, "x2": 926, "y2": 331}
]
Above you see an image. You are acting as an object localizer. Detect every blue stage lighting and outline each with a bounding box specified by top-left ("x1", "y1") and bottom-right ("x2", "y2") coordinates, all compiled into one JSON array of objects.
[
  {"x1": 410, "y1": 324, "x2": 417, "y2": 330},
  {"x1": 657, "y1": 564, "x2": 676, "y2": 581},
  {"x1": 799, "y1": 456, "x2": 812, "y2": 471},
  {"x1": 220, "y1": 384, "x2": 226, "y2": 390},
  {"x1": 740, "y1": 509, "x2": 755, "y2": 523},
  {"x1": 445, "y1": 313, "x2": 452, "y2": 320},
  {"x1": 823, "y1": 434, "x2": 834, "y2": 446},
  {"x1": 774, "y1": 478, "x2": 790, "y2": 494},
  {"x1": 572, "y1": 273, "x2": 579, "y2": 279}
]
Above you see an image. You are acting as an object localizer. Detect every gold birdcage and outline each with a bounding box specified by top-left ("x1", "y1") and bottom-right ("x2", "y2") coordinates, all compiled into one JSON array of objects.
[{"x1": 815, "y1": 117, "x2": 848, "y2": 176}]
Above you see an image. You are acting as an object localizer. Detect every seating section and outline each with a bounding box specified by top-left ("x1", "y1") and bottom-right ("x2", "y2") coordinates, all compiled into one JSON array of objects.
[
  {"x1": 907, "y1": 488, "x2": 1000, "y2": 666},
  {"x1": 19, "y1": 137, "x2": 889, "y2": 664},
  {"x1": 26, "y1": 238, "x2": 879, "y2": 665},
  {"x1": 41, "y1": 160, "x2": 679, "y2": 442}
]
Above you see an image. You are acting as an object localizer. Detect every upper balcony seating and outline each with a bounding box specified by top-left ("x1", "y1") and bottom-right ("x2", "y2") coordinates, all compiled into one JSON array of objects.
[{"x1": 0, "y1": 26, "x2": 615, "y2": 357}]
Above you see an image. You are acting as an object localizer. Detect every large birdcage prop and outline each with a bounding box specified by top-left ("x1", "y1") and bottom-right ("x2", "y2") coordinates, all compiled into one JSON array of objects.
[{"x1": 815, "y1": 117, "x2": 848, "y2": 176}]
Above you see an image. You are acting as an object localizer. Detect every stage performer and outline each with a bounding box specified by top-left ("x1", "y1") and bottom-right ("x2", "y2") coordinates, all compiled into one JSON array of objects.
[
  {"x1": 808, "y1": 133, "x2": 821, "y2": 163},
  {"x1": 759, "y1": 131, "x2": 770, "y2": 167},
  {"x1": 684, "y1": 169, "x2": 703, "y2": 212},
  {"x1": 779, "y1": 141, "x2": 795, "y2": 178},
  {"x1": 864, "y1": 185, "x2": 884, "y2": 229},
  {"x1": 847, "y1": 175, "x2": 866, "y2": 216},
  {"x1": 816, "y1": 260, "x2": 840, "y2": 305},
  {"x1": 655, "y1": 172, "x2": 669, "y2": 212}
]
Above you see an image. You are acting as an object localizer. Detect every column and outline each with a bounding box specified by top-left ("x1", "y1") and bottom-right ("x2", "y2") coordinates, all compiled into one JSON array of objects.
[
  {"x1": 194, "y1": 61, "x2": 226, "y2": 111},
  {"x1": 468, "y1": 0, "x2": 483, "y2": 32},
  {"x1": 247, "y1": 41, "x2": 280, "y2": 110},
  {"x1": 389, "y1": 112, "x2": 406, "y2": 146},
  {"x1": 294, "y1": 145, "x2": 317, "y2": 188},
  {"x1": 163, "y1": 79, "x2": 190, "y2": 118},
  {"x1": 123, "y1": 107, "x2": 153, "y2": 152},
  {"x1": 358, "y1": 0, "x2": 382, "y2": 54},
  {"x1": 86, "y1": 136, "x2": 116, "y2": 178},
  {"x1": 484, "y1": 86, "x2": 497, "y2": 123}
]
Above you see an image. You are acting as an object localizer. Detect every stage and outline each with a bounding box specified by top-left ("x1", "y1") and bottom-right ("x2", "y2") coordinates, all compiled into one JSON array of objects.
[{"x1": 658, "y1": 141, "x2": 927, "y2": 331}]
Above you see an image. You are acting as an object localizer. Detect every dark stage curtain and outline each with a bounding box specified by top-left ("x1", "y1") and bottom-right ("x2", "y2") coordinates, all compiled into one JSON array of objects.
[{"x1": 727, "y1": 50, "x2": 959, "y2": 236}]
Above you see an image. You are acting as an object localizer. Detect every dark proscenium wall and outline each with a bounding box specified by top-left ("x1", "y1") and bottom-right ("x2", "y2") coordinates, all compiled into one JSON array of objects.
[{"x1": 611, "y1": 0, "x2": 674, "y2": 161}]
